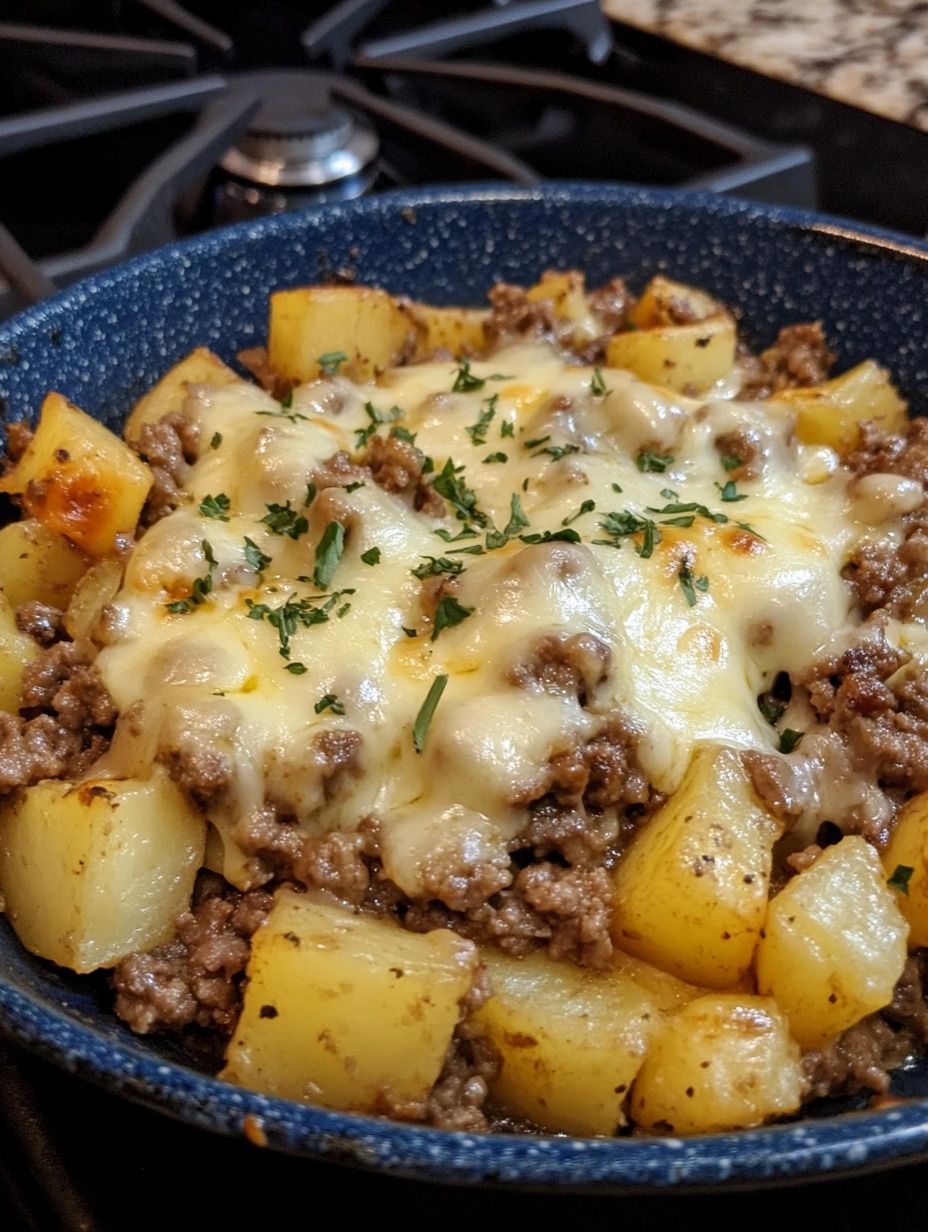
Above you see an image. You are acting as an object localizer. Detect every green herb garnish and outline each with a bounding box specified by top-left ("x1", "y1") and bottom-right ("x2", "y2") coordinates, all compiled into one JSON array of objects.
[
  {"x1": 261, "y1": 500, "x2": 309, "y2": 540},
  {"x1": 318, "y1": 350, "x2": 348, "y2": 377},
  {"x1": 431, "y1": 595, "x2": 475, "y2": 641},
  {"x1": 313, "y1": 522, "x2": 345, "y2": 589},
  {"x1": 361, "y1": 546, "x2": 382, "y2": 566},
  {"x1": 678, "y1": 563, "x2": 709, "y2": 607},
  {"x1": 413, "y1": 674, "x2": 448, "y2": 752},
  {"x1": 636, "y1": 450, "x2": 674, "y2": 474},
  {"x1": 243, "y1": 537, "x2": 271, "y2": 573},
  {"x1": 888, "y1": 865, "x2": 914, "y2": 896},
  {"x1": 315, "y1": 692, "x2": 346, "y2": 715},
  {"x1": 778, "y1": 729, "x2": 804, "y2": 754},
  {"x1": 199, "y1": 493, "x2": 231, "y2": 521},
  {"x1": 590, "y1": 367, "x2": 609, "y2": 397}
]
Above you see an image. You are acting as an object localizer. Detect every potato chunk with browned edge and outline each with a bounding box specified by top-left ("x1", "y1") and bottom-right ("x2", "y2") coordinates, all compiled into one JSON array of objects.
[
  {"x1": 0, "y1": 773, "x2": 204, "y2": 973},
  {"x1": 631, "y1": 995, "x2": 802, "y2": 1135},
  {"x1": 223, "y1": 891, "x2": 478, "y2": 1111},
  {"x1": 778, "y1": 360, "x2": 907, "y2": 454},
  {"x1": 756, "y1": 836, "x2": 908, "y2": 1048},
  {"x1": 612, "y1": 745, "x2": 781, "y2": 988},
  {"x1": 883, "y1": 790, "x2": 928, "y2": 946},
  {"x1": 0, "y1": 518, "x2": 90, "y2": 609},
  {"x1": 0, "y1": 393, "x2": 152, "y2": 556},
  {"x1": 474, "y1": 949, "x2": 657, "y2": 1135},
  {"x1": 123, "y1": 346, "x2": 239, "y2": 444}
]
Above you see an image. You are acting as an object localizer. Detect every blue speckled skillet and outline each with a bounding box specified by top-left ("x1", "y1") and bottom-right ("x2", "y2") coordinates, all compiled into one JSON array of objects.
[{"x1": 3, "y1": 184, "x2": 928, "y2": 1191}]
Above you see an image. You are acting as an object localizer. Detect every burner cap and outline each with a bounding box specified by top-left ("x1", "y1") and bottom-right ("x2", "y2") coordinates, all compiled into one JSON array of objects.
[{"x1": 220, "y1": 70, "x2": 379, "y2": 189}]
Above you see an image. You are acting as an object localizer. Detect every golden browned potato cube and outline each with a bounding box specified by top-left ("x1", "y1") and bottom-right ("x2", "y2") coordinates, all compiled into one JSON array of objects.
[
  {"x1": 268, "y1": 285, "x2": 416, "y2": 385},
  {"x1": 630, "y1": 994, "x2": 802, "y2": 1135},
  {"x1": 756, "y1": 836, "x2": 908, "y2": 1048},
  {"x1": 0, "y1": 592, "x2": 39, "y2": 712},
  {"x1": 0, "y1": 774, "x2": 205, "y2": 973},
  {"x1": 606, "y1": 315, "x2": 736, "y2": 394},
  {"x1": 883, "y1": 790, "x2": 928, "y2": 946},
  {"x1": 778, "y1": 360, "x2": 907, "y2": 454},
  {"x1": 630, "y1": 275, "x2": 722, "y2": 328},
  {"x1": 473, "y1": 949, "x2": 657, "y2": 1135},
  {"x1": 223, "y1": 891, "x2": 478, "y2": 1110},
  {"x1": 406, "y1": 303, "x2": 488, "y2": 357},
  {"x1": 123, "y1": 347, "x2": 239, "y2": 444},
  {"x1": 0, "y1": 518, "x2": 91, "y2": 609},
  {"x1": 612, "y1": 745, "x2": 781, "y2": 988},
  {"x1": 0, "y1": 393, "x2": 152, "y2": 556}
]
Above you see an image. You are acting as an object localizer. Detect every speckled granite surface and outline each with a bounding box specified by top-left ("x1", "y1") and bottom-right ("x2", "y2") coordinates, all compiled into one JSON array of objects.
[{"x1": 603, "y1": 0, "x2": 928, "y2": 129}]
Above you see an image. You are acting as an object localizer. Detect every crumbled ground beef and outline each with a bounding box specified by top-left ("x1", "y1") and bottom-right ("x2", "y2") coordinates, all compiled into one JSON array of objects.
[
  {"x1": 112, "y1": 881, "x2": 273, "y2": 1036},
  {"x1": 714, "y1": 427, "x2": 764, "y2": 480},
  {"x1": 846, "y1": 418, "x2": 928, "y2": 486},
  {"x1": 237, "y1": 346, "x2": 291, "y2": 401},
  {"x1": 515, "y1": 863, "x2": 613, "y2": 967},
  {"x1": 294, "y1": 825, "x2": 377, "y2": 907},
  {"x1": 135, "y1": 413, "x2": 199, "y2": 526},
  {"x1": 739, "y1": 322, "x2": 835, "y2": 398},
  {"x1": 531, "y1": 714, "x2": 650, "y2": 813},
  {"x1": 801, "y1": 633, "x2": 928, "y2": 794},
  {"x1": 587, "y1": 277, "x2": 634, "y2": 334},
  {"x1": 518, "y1": 799, "x2": 619, "y2": 868},
  {"x1": 361, "y1": 433, "x2": 445, "y2": 516},
  {"x1": 508, "y1": 631, "x2": 611, "y2": 703},
  {"x1": 15, "y1": 600, "x2": 63, "y2": 646},
  {"x1": 484, "y1": 281, "x2": 576, "y2": 352},
  {"x1": 0, "y1": 641, "x2": 115, "y2": 793}
]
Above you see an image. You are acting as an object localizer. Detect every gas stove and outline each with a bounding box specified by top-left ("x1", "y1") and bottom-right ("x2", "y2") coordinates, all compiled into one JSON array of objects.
[{"x1": 0, "y1": 0, "x2": 817, "y2": 320}]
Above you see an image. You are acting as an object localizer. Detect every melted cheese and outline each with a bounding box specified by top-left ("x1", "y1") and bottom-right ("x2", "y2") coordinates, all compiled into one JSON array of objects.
[{"x1": 96, "y1": 343, "x2": 870, "y2": 892}]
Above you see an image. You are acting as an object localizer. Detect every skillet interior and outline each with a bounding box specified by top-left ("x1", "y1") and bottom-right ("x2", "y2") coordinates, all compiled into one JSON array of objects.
[{"x1": 2, "y1": 183, "x2": 928, "y2": 1189}]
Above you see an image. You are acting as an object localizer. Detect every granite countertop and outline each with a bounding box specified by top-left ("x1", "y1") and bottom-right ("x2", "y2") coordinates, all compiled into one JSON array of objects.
[{"x1": 603, "y1": 0, "x2": 928, "y2": 130}]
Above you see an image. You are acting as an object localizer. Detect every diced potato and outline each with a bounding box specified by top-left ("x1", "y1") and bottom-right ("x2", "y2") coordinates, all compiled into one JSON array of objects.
[
  {"x1": 612, "y1": 950, "x2": 707, "y2": 1014},
  {"x1": 630, "y1": 275, "x2": 721, "y2": 329},
  {"x1": 606, "y1": 314, "x2": 736, "y2": 395},
  {"x1": 0, "y1": 773, "x2": 205, "y2": 973},
  {"x1": 612, "y1": 744, "x2": 781, "y2": 988},
  {"x1": 473, "y1": 949, "x2": 657, "y2": 1136},
  {"x1": 525, "y1": 270, "x2": 602, "y2": 346},
  {"x1": 0, "y1": 592, "x2": 39, "y2": 711},
  {"x1": 223, "y1": 891, "x2": 477, "y2": 1110},
  {"x1": 0, "y1": 393, "x2": 152, "y2": 556},
  {"x1": 123, "y1": 347, "x2": 238, "y2": 444},
  {"x1": 883, "y1": 790, "x2": 928, "y2": 946},
  {"x1": 63, "y1": 558, "x2": 124, "y2": 645},
  {"x1": 756, "y1": 836, "x2": 908, "y2": 1048},
  {"x1": 268, "y1": 286, "x2": 416, "y2": 385},
  {"x1": 406, "y1": 303, "x2": 488, "y2": 358},
  {"x1": 630, "y1": 994, "x2": 802, "y2": 1134},
  {"x1": 0, "y1": 518, "x2": 91, "y2": 609},
  {"x1": 779, "y1": 360, "x2": 907, "y2": 454}
]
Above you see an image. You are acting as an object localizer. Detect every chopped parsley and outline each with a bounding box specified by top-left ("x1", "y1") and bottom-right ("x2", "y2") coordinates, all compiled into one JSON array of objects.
[
  {"x1": 343, "y1": 481, "x2": 365, "y2": 493},
  {"x1": 520, "y1": 528, "x2": 581, "y2": 545},
  {"x1": 390, "y1": 425, "x2": 417, "y2": 444},
  {"x1": 434, "y1": 525, "x2": 478, "y2": 543},
  {"x1": 451, "y1": 359, "x2": 485, "y2": 393},
  {"x1": 562, "y1": 499, "x2": 596, "y2": 527},
  {"x1": 285, "y1": 662, "x2": 307, "y2": 675},
  {"x1": 431, "y1": 595, "x2": 474, "y2": 641},
  {"x1": 243, "y1": 537, "x2": 271, "y2": 573},
  {"x1": 313, "y1": 522, "x2": 345, "y2": 589},
  {"x1": 209, "y1": 431, "x2": 222, "y2": 450},
  {"x1": 315, "y1": 693, "x2": 346, "y2": 715},
  {"x1": 534, "y1": 443, "x2": 580, "y2": 462},
  {"x1": 500, "y1": 421, "x2": 515, "y2": 439},
  {"x1": 483, "y1": 451, "x2": 508, "y2": 464},
  {"x1": 594, "y1": 510, "x2": 661, "y2": 559},
  {"x1": 431, "y1": 458, "x2": 487, "y2": 526},
  {"x1": 486, "y1": 492, "x2": 530, "y2": 550},
  {"x1": 256, "y1": 402, "x2": 307, "y2": 423},
  {"x1": 199, "y1": 492, "x2": 231, "y2": 521},
  {"x1": 678, "y1": 563, "x2": 709, "y2": 607},
  {"x1": 360, "y1": 546, "x2": 382, "y2": 566},
  {"x1": 245, "y1": 589, "x2": 354, "y2": 661},
  {"x1": 758, "y1": 696, "x2": 786, "y2": 725},
  {"x1": 280, "y1": 390, "x2": 293, "y2": 409},
  {"x1": 165, "y1": 540, "x2": 218, "y2": 614},
  {"x1": 715, "y1": 479, "x2": 748, "y2": 503},
  {"x1": 412, "y1": 556, "x2": 465, "y2": 580},
  {"x1": 888, "y1": 865, "x2": 914, "y2": 896},
  {"x1": 318, "y1": 350, "x2": 348, "y2": 376},
  {"x1": 590, "y1": 367, "x2": 609, "y2": 397},
  {"x1": 413, "y1": 674, "x2": 448, "y2": 752},
  {"x1": 523, "y1": 435, "x2": 550, "y2": 451},
  {"x1": 778, "y1": 728, "x2": 804, "y2": 754},
  {"x1": 261, "y1": 500, "x2": 309, "y2": 540},
  {"x1": 466, "y1": 395, "x2": 497, "y2": 445},
  {"x1": 720, "y1": 453, "x2": 742, "y2": 472},
  {"x1": 304, "y1": 482, "x2": 317, "y2": 507},
  {"x1": 636, "y1": 450, "x2": 674, "y2": 474},
  {"x1": 355, "y1": 401, "x2": 403, "y2": 449}
]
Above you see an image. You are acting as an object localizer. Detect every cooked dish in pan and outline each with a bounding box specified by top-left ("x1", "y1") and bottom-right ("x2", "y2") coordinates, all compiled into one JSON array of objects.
[{"x1": 1, "y1": 268, "x2": 926, "y2": 1137}]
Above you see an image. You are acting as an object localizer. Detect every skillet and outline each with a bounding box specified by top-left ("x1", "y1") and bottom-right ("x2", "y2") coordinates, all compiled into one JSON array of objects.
[{"x1": 2, "y1": 183, "x2": 928, "y2": 1190}]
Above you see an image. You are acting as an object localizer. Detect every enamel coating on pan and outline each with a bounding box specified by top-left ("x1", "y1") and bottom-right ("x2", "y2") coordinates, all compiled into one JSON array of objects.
[{"x1": 2, "y1": 184, "x2": 928, "y2": 1189}]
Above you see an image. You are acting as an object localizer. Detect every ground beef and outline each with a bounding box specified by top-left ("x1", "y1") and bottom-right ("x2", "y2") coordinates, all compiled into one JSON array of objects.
[
  {"x1": 508, "y1": 631, "x2": 611, "y2": 703},
  {"x1": 112, "y1": 882, "x2": 272, "y2": 1036},
  {"x1": 515, "y1": 863, "x2": 614, "y2": 967},
  {"x1": 21, "y1": 642, "x2": 115, "y2": 729},
  {"x1": 844, "y1": 503, "x2": 928, "y2": 620},
  {"x1": 361, "y1": 433, "x2": 444, "y2": 516},
  {"x1": 529, "y1": 714, "x2": 650, "y2": 813},
  {"x1": 483, "y1": 281, "x2": 575, "y2": 351},
  {"x1": 714, "y1": 428, "x2": 764, "y2": 480},
  {"x1": 587, "y1": 277, "x2": 634, "y2": 334},
  {"x1": 801, "y1": 1015, "x2": 909, "y2": 1102},
  {"x1": 311, "y1": 449, "x2": 365, "y2": 492},
  {"x1": 846, "y1": 418, "x2": 928, "y2": 486},
  {"x1": 0, "y1": 712, "x2": 82, "y2": 793},
  {"x1": 4, "y1": 420, "x2": 33, "y2": 464},
  {"x1": 740, "y1": 322, "x2": 835, "y2": 398},
  {"x1": 237, "y1": 346, "x2": 291, "y2": 401},
  {"x1": 135, "y1": 413, "x2": 199, "y2": 526},
  {"x1": 14, "y1": 600, "x2": 63, "y2": 646},
  {"x1": 801, "y1": 635, "x2": 928, "y2": 794},
  {"x1": 419, "y1": 845, "x2": 513, "y2": 914},
  {"x1": 294, "y1": 826, "x2": 377, "y2": 907},
  {"x1": 517, "y1": 799, "x2": 618, "y2": 868},
  {"x1": 161, "y1": 745, "x2": 234, "y2": 810}
]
